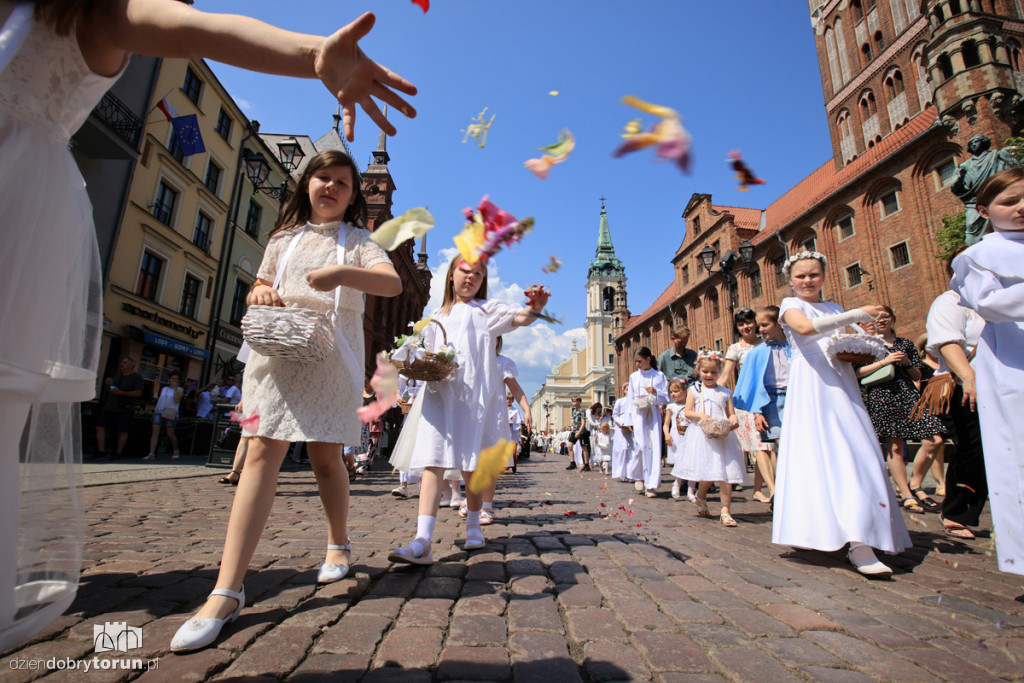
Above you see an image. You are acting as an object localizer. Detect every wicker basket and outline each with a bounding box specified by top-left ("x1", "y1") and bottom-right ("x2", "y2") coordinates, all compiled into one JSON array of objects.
[
  {"x1": 698, "y1": 417, "x2": 733, "y2": 439},
  {"x1": 833, "y1": 351, "x2": 879, "y2": 365},
  {"x1": 392, "y1": 320, "x2": 459, "y2": 382},
  {"x1": 241, "y1": 305, "x2": 335, "y2": 362}
]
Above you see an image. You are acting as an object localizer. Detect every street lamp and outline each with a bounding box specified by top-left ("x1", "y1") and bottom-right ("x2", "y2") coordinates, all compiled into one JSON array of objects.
[
  {"x1": 243, "y1": 138, "x2": 305, "y2": 206},
  {"x1": 698, "y1": 239, "x2": 756, "y2": 333},
  {"x1": 543, "y1": 399, "x2": 552, "y2": 432}
]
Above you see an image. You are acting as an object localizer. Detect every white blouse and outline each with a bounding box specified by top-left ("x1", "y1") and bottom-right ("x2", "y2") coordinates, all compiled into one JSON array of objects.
[{"x1": 925, "y1": 290, "x2": 985, "y2": 377}]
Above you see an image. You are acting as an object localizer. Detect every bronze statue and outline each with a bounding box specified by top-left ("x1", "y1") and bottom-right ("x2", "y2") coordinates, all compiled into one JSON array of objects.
[{"x1": 951, "y1": 134, "x2": 1020, "y2": 244}]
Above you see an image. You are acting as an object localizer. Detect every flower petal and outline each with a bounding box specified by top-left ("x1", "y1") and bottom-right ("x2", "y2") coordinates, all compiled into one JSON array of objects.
[{"x1": 371, "y1": 207, "x2": 434, "y2": 250}]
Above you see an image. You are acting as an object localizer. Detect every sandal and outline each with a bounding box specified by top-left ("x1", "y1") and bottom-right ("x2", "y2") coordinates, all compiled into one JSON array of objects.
[
  {"x1": 388, "y1": 538, "x2": 433, "y2": 565},
  {"x1": 940, "y1": 516, "x2": 976, "y2": 540},
  {"x1": 695, "y1": 497, "x2": 711, "y2": 518},
  {"x1": 458, "y1": 503, "x2": 468, "y2": 518},
  {"x1": 479, "y1": 510, "x2": 494, "y2": 525},
  {"x1": 464, "y1": 526, "x2": 486, "y2": 550},
  {"x1": 720, "y1": 512, "x2": 738, "y2": 527},
  {"x1": 911, "y1": 487, "x2": 940, "y2": 511},
  {"x1": 218, "y1": 470, "x2": 241, "y2": 486},
  {"x1": 902, "y1": 497, "x2": 924, "y2": 514}
]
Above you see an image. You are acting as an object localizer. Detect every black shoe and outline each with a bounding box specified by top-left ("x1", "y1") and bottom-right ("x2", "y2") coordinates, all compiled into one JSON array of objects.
[
  {"x1": 565, "y1": 462, "x2": 577, "y2": 470},
  {"x1": 581, "y1": 465, "x2": 591, "y2": 472}
]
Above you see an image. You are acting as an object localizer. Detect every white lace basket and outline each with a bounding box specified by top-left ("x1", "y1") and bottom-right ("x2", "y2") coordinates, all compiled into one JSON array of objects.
[{"x1": 241, "y1": 305, "x2": 336, "y2": 362}]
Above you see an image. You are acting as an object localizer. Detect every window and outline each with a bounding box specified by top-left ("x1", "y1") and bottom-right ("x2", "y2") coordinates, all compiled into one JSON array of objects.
[
  {"x1": 204, "y1": 161, "x2": 221, "y2": 195},
  {"x1": 183, "y1": 66, "x2": 202, "y2": 105},
  {"x1": 861, "y1": 42, "x2": 873, "y2": 67},
  {"x1": 712, "y1": 240, "x2": 720, "y2": 259},
  {"x1": 825, "y1": 28, "x2": 841, "y2": 92},
  {"x1": 168, "y1": 128, "x2": 184, "y2": 164},
  {"x1": 230, "y1": 279, "x2": 249, "y2": 326},
  {"x1": 692, "y1": 216, "x2": 701, "y2": 235},
  {"x1": 136, "y1": 251, "x2": 164, "y2": 300},
  {"x1": 801, "y1": 234, "x2": 817, "y2": 252},
  {"x1": 215, "y1": 108, "x2": 232, "y2": 141},
  {"x1": 749, "y1": 266, "x2": 763, "y2": 299},
  {"x1": 874, "y1": 31, "x2": 885, "y2": 53},
  {"x1": 193, "y1": 212, "x2": 212, "y2": 251},
  {"x1": 607, "y1": 333, "x2": 612, "y2": 344},
  {"x1": 710, "y1": 291, "x2": 720, "y2": 319},
  {"x1": 834, "y1": 19, "x2": 852, "y2": 82},
  {"x1": 846, "y1": 263, "x2": 863, "y2": 287},
  {"x1": 608, "y1": 353, "x2": 614, "y2": 365},
  {"x1": 773, "y1": 255, "x2": 787, "y2": 287},
  {"x1": 681, "y1": 264, "x2": 690, "y2": 285},
  {"x1": 180, "y1": 274, "x2": 202, "y2": 318},
  {"x1": 963, "y1": 40, "x2": 980, "y2": 68},
  {"x1": 884, "y1": 69, "x2": 905, "y2": 98},
  {"x1": 852, "y1": 0, "x2": 864, "y2": 22},
  {"x1": 714, "y1": 339, "x2": 723, "y2": 352},
  {"x1": 880, "y1": 190, "x2": 900, "y2": 217},
  {"x1": 859, "y1": 91, "x2": 877, "y2": 118},
  {"x1": 935, "y1": 158, "x2": 957, "y2": 188},
  {"x1": 938, "y1": 53, "x2": 954, "y2": 80},
  {"x1": 244, "y1": 200, "x2": 262, "y2": 238},
  {"x1": 837, "y1": 215, "x2": 855, "y2": 240},
  {"x1": 890, "y1": 0, "x2": 908, "y2": 34},
  {"x1": 152, "y1": 182, "x2": 178, "y2": 225},
  {"x1": 890, "y1": 241, "x2": 911, "y2": 268}
]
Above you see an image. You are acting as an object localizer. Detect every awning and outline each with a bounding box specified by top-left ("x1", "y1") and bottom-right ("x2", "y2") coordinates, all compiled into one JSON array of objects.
[{"x1": 142, "y1": 331, "x2": 210, "y2": 360}]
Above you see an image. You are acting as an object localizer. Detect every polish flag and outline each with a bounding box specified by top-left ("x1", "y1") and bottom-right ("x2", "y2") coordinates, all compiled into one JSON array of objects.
[{"x1": 156, "y1": 96, "x2": 177, "y2": 122}]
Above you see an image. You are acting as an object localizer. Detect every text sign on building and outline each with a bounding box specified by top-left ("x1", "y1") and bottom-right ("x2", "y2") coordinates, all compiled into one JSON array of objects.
[{"x1": 143, "y1": 332, "x2": 210, "y2": 359}]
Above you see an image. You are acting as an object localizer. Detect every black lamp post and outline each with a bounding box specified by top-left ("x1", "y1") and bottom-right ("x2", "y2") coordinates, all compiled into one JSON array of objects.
[
  {"x1": 698, "y1": 239, "x2": 756, "y2": 333},
  {"x1": 243, "y1": 137, "x2": 305, "y2": 207},
  {"x1": 543, "y1": 399, "x2": 552, "y2": 432}
]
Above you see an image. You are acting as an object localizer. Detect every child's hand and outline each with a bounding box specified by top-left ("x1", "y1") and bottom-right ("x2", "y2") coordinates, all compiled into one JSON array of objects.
[
  {"x1": 646, "y1": 386, "x2": 657, "y2": 395},
  {"x1": 524, "y1": 285, "x2": 550, "y2": 310},
  {"x1": 249, "y1": 284, "x2": 284, "y2": 307},
  {"x1": 314, "y1": 13, "x2": 418, "y2": 142},
  {"x1": 666, "y1": 435, "x2": 674, "y2": 447},
  {"x1": 307, "y1": 266, "x2": 344, "y2": 291},
  {"x1": 754, "y1": 414, "x2": 769, "y2": 433}
]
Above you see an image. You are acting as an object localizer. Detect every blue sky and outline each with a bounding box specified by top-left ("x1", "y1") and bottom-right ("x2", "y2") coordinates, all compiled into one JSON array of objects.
[{"x1": 206, "y1": 0, "x2": 833, "y2": 399}]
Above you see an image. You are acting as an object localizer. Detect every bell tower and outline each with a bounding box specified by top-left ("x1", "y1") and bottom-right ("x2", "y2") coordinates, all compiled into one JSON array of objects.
[
  {"x1": 361, "y1": 110, "x2": 396, "y2": 232},
  {"x1": 585, "y1": 200, "x2": 626, "y2": 375}
]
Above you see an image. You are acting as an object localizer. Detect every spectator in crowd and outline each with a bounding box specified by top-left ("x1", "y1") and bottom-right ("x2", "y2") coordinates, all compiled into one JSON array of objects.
[{"x1": 94, "y1": 357, "x2": 143, "y2": 460}]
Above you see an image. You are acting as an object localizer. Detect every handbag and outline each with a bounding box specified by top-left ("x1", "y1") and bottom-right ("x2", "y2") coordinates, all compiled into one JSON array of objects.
[
  {"x1": 160, "y1": 407, "x2": 178, "y2": 421},
  {"x1": 859, "y1": 364, "x2": 895, "y2": 388},
  {"x1": 241, "y1": 224, "x2": 353, "y2": 366}
]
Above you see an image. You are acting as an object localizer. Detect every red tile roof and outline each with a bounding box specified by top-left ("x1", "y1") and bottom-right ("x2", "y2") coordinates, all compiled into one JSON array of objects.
[
  {"x1": 710, "y1": 205, "x2": 762, "y2": 231},
  {"x1": 621, "y1": 282, "x2": 676, "y2": 336}
]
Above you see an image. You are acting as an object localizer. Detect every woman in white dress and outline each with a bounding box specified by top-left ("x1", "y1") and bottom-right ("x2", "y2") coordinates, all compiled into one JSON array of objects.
[
  {"x1": 171, "y1": 151, "x2": 402, "y2": 652},
  {"x1": 951, "y1": 167, "x2": 1024, "y2": 575},
  {"x1": 0, "y1": 1, "x2": 416, "y2": 654},
  {"x1": 773, "y1": 252, "x2": 911, "y2": 578},
  {"x1": 626, "y1": 346, "x2": 669, "y2": 497},
  {"x1": 388, "y1": 258, "x2": 549, "y2": 566}
]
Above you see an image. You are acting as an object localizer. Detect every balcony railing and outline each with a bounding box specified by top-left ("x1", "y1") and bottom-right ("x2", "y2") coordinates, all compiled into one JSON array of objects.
[{"x1": 91, "y1": 91, "x2": 143, "y2": 149}]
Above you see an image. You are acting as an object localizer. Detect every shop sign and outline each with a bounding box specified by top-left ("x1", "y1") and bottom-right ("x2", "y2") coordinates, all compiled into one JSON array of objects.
[
  {"x1": 143, "y1": 332, "x2": 210, "y2": 359},
  {"x1": 121, "y1": 302, "x2": 203, "y2": 339},
  {"x1": 215, "y1": 324, "x2": 243, "y2": 347}
]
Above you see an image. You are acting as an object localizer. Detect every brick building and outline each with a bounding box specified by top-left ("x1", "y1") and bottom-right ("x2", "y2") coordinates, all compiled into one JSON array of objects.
[{"x1": 614, "y1": 0, "x2": 1024, "y2": 390}]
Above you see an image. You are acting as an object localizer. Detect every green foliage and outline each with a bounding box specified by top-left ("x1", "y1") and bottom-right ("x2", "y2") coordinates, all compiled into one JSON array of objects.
[
  {"x1": 1004, "y1": 136, "x2": 1024, "y2": 164},
  {"x1": 935, "y1": 211, "x2": 966, "y2": 260}
]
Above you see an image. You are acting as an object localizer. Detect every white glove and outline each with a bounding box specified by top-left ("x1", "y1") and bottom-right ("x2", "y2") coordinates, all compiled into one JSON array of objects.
[{"x1": 810, "y1": 309, "x2": 872, "y2": 335}]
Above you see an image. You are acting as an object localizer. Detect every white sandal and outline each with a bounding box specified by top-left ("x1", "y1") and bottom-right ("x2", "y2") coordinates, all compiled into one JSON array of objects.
[
  {"x1": 387, "y1": 538, "x2": 433, "y2": 565},
  {"x1": 464, "y1": 526, "x2": 486, "y2": 550},
  {"x1": 170, "y1": 586, "x2": 245, "y2": 652},
  {"x1": 479, "y1": 510, "x2": 494, "y2": 526},
  {"x1": 317, "y1": 541, "x2": 351, "y2": 583}
]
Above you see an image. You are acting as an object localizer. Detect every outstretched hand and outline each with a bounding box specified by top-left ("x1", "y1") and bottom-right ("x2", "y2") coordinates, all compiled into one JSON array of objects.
[
  {"x1": 524, "y1": 285, "x2": 550, "y2": 310},
  {"x1": 315, "y1": 13, "x2": 418, "y2": 141}
]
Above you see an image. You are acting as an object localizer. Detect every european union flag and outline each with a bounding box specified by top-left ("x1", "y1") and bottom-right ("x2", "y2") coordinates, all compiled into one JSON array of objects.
[{"x1": 170, "y1": 114, "x2": 206, "y2": 156}]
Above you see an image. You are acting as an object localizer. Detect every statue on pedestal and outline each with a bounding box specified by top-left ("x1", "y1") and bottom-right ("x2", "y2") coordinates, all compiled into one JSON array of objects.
[{"x1": 952, "y1": 134, "x2": 1020, "y2": 244}]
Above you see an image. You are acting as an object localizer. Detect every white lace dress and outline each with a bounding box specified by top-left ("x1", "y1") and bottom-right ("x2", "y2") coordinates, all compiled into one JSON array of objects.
[
  {"x1": 241, "y1": 221, "x2": 391, "y2": 443},
  {"x1": 0, "y1": 6, "x2": 122, "y2": 652}
]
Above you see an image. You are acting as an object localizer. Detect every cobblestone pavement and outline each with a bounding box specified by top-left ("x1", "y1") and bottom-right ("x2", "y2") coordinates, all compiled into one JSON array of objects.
[{"x1": 4, "y1": 451, "x2": 1023, "y2": 682}]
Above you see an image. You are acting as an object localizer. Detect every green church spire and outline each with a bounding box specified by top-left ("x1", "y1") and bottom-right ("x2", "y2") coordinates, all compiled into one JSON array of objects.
[{"x1": 589, "y1": 199, "x2": 625, "y2": 279}]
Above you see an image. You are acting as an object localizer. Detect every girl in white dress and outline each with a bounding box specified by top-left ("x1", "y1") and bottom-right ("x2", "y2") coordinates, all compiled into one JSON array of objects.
[
  {"x1": 674, "y1": 354, "x2": 746, "y2": 525},
  {"x1": 611, "y1": 383, "x2": 635, "y2": 482},
  {"x1": 0, "y1": 0, "x2": 416, "y2": 654},
  {"x1": 627, "y1": 346, "x2": 669, "y2": 497},
  {"x1": 663, "y1": 380, "x2": 689, "y2": 499},
  {"x1": 593, "y1": 419, "x2": 613, "y2": 474},
  {"x1": 951, "y1": 167, "x2": 1024, "y2": 575},
  {"x1": 388, "y1": 258, "x2": 549, "y2": 566},
  {"x1": 773, "y1": 252, "x2": 911, "y2": 579},
  {"x1": 146, "y1": 370, "x2": 183, "y2": 460},
  {"x1": 172, "y1": 151, "x2": 403, "y2": 652}
]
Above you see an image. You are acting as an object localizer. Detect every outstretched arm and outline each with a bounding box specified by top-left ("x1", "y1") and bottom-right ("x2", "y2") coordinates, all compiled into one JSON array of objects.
[
  {"x1": 84, "y1": 0, "x2": 416, "y2": 140},
  {"x1": 505, "y1": 377, "x2": 532, "y2": 431}
]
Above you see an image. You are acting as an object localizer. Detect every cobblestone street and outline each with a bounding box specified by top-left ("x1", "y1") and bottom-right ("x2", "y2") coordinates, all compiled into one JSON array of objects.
[{"x1": 3, "y1": 452, "x2": 1023, "y2": 682}]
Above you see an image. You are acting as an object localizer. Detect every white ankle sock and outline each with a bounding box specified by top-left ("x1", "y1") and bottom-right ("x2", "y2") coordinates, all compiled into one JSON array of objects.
[
  {"x1": 466, "y1": 510, "x2": 481, "y2": 526},
  {"x1": 482, "y1": 501, "x2": 493, "y2": 511},
  {"x1": 848, "y1": 542, "x2": 878, "y2": 565},
  {"x1": 416, "y1": 515, "x2": 435, "y2": 544}
]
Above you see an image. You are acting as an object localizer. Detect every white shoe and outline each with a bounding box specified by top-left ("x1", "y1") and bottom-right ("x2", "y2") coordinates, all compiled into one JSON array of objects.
[
  {"x1": 391, "y1": 486, "x2": 410, "y2": 498},
  {"x1": 687, "y1": 492, "x2": 697, "y2": 503},
  {"x1": 450, "y1": 495, "x2": 463, "y2": 509},
  {"x1": 388, "y1": 538, "x2": 433, "y2": 565},
  {"x1": 671, "y1": 483, "x2": 682, "y2": 500},
  {"x1": 634, "y1": 480, "x2": 645, "y2": 492},
  {"x1": 142, "y1": 453, "x2": 155, "y2": 461},
  {"x1": 464, "y1": 526, "x2": 486, "y2": 550},
  {"x1": 438, "y1": 494, "x2": 452, "y2": 507},
  {"x1": 848, "y1": 544, "x2": 893, "y2": 579},
  {"x1": 317, "y1": 542, "x2": 351, "y2": 584},
  {"x1": 170, "y1": 586, "x2": 245, "y2": 652}
]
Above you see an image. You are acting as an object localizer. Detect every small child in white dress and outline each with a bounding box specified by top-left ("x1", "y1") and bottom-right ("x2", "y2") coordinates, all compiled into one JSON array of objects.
[
  {"x1": 593, "y1": 420, "x2": 613, "y2": 474},
  {"x1": 673, "y1": 353, "x2": 746, "y2": 526},
  {"x1": 663, "y1": 379, "x2": 689, "y2": 499}
]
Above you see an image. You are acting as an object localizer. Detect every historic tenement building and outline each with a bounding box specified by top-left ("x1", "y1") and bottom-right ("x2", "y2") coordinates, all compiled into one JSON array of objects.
[{"x1": 616, "y1": 0, "x2": 1024, "y2": 387}]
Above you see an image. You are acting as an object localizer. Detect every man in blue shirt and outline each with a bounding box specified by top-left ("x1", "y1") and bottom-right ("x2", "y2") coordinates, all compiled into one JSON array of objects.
[{"x1": 657, "y1": 327, "x2": 698, "y2": 384}]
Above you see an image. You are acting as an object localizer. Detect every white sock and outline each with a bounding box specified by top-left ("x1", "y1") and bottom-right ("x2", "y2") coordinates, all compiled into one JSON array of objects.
[
  {"x1": 687, "y1": 482, "x2": 696, "y2": 496},
  {"x1": 466, "y1": 510, "x2": 481, "y2": 527},
  {"x1": 482, "y1": 501, "x2": 493, "y2": 511},
  {"x1": 416, "y1": 515, "x2": 435, "y2": 544}
]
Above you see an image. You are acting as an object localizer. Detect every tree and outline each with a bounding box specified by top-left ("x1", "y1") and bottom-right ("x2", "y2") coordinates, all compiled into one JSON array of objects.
[{"x1": 935, "y1": 211, "x2": 966, "y2": 261}]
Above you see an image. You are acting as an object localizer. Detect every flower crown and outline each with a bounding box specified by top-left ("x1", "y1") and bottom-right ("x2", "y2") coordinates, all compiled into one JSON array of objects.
[
  {"x1": 782, "y1": 250, "x2": 827, "y2": 274},
  {"x1": 697, "y1": 349, "x2": 723, "y2": 362}
]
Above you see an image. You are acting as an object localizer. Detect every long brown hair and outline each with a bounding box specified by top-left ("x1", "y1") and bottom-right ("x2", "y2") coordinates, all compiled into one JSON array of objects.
[
  {"x1": 33, "y1": 0, "x2": 113, "y2": 36},
  {"x1": 438, "y1": 256, "x2": 488, "y2": 314},
  {"x1": 271, "y1": 150, "x2": 367, "y2": 236},
  {"x1": 976, "y1": 166, "x2": 1024, "y2": 209}
]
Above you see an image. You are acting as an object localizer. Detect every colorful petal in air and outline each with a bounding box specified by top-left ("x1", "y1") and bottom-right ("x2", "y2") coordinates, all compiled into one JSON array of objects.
[
  {"x1": 411, "y1": 0, "x2": 429, "y2": 12},
  {"x1": 371, "y1": 207, "x2": 434, "y2": 250},
  {"x1": 468, "y1": 439, "x2": 516, "y2": 494},
  {"x1": 229, "y1": 410, "x2": 260, "y2": 433},
  {"x1": 412, "y1": 317, "x2": 433, "y2": 335},
  {"x1": 615, "y1": 96, "x2": 692, "y2": 174},
  {"x1": 358, "y1": 353, "x2": 399, "y2": 424}
]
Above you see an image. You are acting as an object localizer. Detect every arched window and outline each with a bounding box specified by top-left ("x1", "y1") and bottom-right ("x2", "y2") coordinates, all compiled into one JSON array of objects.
[
  {"x1": 834, "y1": 19, "x2": 852, "y2": 81},
  {"x1": 837, "y1": 109, "x2": 856, "y2": 163},
  {"x1": 1008, "y1": 39, "x2": 1021, "y2": 71},
  {"x1": 949, "y1": 0, "x2": 963, "y2": 15},
  {"x1": 852, "y1": 0, "x2": 864, "y2": 22},
  {"x1": 938, "y1": 53, "x2": 954, "y2": 80},
  {"x1": 861, "y1": 42, "x2": 873, "y2": 67},
  {"x1": 874, "y1": 31, "x2": 885, "y2": 53},
  {"x1": 890, "y1": 0, "x2": 908, "y2": 34},
  {"x1": 963, "y1": 40, "x2": 981, "y2": 68},
  {"x1": 825, "y1": 28, "x2": 841, "y2": 92},
  {"x1": 602, "y1": 286, "x2": 615, "y2": 312},
  {"x1": 884, "y1": 68, "x2": 905, "y2": 98},
  {"x1": 932, "y1": 6, "x2": 945, "y2": 24},
  {"x1": 709, "y1": 290, "x2": 720, "y2": 320},
  {"x1": 859, "y1": 90, "x2": 877, "y2": 118}
]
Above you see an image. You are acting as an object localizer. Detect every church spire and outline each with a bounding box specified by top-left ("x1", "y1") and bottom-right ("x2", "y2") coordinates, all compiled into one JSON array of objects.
[
  {"x1": 589, "y1": 198, "x2": 625, "y2": 279},
  {"x1": 372, "y1": 104, "x2": 390, "y2": 166}
]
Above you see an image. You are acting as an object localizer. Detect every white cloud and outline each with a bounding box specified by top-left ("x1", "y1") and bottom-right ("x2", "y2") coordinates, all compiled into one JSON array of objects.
[{"x1": 235, "y1": 97, "x2": 253, "y2": 111}]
